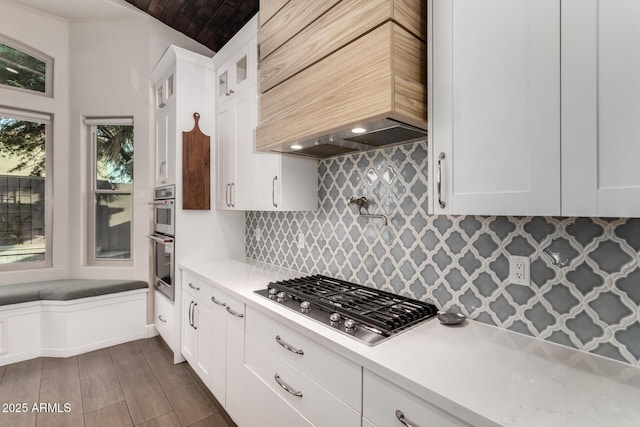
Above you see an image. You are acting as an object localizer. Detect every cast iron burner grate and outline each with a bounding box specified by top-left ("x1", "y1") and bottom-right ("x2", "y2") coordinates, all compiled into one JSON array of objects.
[{"x1": 255, "y1": 275, "x2": 438, "y2": 346}]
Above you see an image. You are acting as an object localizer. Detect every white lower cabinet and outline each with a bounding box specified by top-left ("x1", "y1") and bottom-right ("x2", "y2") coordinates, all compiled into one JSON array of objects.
[
  {"x1": 181, "y1": 273, "x2": 213, "y2": 384},
  {"x1": 154, "y1": 289, "x2": 174, "y2": 348},
  {"x1": 244, "y1": 306, "x2": 361, "y2": 427},
  {"x1": 363, "y1": 369, "x2": 472, "y2": 427}
]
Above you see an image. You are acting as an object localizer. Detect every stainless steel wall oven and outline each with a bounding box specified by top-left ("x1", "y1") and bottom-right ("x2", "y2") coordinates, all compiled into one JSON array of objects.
[{"x1": 149, "y1": 184, "x2": 175, "y2": 300}]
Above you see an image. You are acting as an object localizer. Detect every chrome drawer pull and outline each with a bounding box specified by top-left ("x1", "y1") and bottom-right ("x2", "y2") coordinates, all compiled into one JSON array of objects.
[
  {"x1": 188, "y1": 283, "x2": 200, "y2": 291},
  {"x1": 274, "y1": 373, "x2": 302, "y2": 397},
  {"x1": 275, "y1": 335, "x2": 304, "y2": 355},
  {"x1": 211, "y1": 296, "x2": 226, "y2": 307},
  {"x1": 158, "y1": 314, "x2": 167, "y2": 323},
  {"x1": 396, "y1": 410, "x2": 418, "y2": 427},
  {"x1": 225, "y1": 305, "x2": 244, "y2": 318}
]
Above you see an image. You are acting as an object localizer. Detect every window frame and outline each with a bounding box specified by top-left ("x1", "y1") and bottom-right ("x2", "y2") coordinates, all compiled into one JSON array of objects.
[
  {"x1": 85, "y1": 117, "x2": 134, "y2": 267},
  {"x1": 0, "y1": 108, "x2": 53, "y2": 271},
  {"x1": 0, "y1": 34, "x2": 53, "y2": 97}
]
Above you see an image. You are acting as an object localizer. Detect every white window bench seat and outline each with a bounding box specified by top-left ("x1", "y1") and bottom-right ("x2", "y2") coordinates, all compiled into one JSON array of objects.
[{"x1": 0, "y1": 279, "x2": 148, "y2": 366}]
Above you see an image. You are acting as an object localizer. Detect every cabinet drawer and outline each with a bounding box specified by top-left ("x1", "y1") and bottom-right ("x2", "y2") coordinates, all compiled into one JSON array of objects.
[
  {"x1": 245, "y1": 306, "x2": 361, "y2": 410},
  {"x1": 245, "y1": 335, "x2": 360, "y2": 427},
  {"x1": 363, "y1": 369, "x2": 472, "y2": 427},
  {"x1": 182, "y1": 271, "x2": 213, "y2": 307},
  {"x1": 154, "y1": 290, "x2": 174, "y2": 347}
]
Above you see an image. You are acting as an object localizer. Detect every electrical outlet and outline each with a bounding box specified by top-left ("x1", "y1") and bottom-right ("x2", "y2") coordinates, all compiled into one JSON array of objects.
[
  {"x1": 297, "y1": 232, "x2": 305, "y2": 249},
  {"x1": 509, "y1": 255, "x2": 531, "y2": 286},
  {"x1": 255, "y1": 227, "x2": 261, "y2": 242}
]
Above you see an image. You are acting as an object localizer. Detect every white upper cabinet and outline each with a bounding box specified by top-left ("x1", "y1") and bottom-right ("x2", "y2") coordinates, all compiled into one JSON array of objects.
[
  {"x1": 561, "y1": 0, "x2": 640, "y2": 217},
  {"x1": 153, "y1": 67, "x2": 176, "y2": 187},
  {"x1": 430, "y1": 0, "x2": 561, "y2": 216}
]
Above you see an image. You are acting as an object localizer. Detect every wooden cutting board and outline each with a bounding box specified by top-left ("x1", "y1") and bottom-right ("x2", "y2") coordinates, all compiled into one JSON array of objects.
[{"x1": 182, "y1": 112, "x2": 210, "y2": 210}]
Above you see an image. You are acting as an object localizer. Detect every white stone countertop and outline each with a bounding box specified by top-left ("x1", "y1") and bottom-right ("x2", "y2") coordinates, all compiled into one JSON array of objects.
[{"x1": 180, "y1": 258, "x2": 640, "y2": 427}]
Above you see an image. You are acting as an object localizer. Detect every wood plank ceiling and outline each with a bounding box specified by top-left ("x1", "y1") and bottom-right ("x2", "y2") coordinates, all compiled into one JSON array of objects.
[{"x1": 125, "y1": 0, "x2": 259, "y2": 53}]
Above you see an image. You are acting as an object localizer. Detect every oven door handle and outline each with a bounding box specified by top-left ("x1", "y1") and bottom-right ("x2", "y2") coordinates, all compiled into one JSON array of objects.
[
  {"x1": 148, "y1": 200, "x2": 175, "y2": 206},
  {"x1": 147, "y1": 234, "x2": 174, "y2": 244}
]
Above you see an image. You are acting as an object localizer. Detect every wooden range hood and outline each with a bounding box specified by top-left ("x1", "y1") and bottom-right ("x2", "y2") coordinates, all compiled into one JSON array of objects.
[{"x1": 255, "y1": 0, "x2": 426, "y2": 159}]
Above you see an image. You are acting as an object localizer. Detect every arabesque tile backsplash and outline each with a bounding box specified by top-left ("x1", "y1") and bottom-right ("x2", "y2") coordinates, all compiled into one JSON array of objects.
[{"x1": 245, "y1": 141, "x2": 640, "y2": 366}]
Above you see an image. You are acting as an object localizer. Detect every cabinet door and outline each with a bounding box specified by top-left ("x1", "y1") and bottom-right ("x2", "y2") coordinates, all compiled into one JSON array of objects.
[
  {"x1": 252, "y1": 152, "x2": 281, "y2": 210},
  {"x1": 562, "y1": 0, "x2": 640, "y2": 217},
  {"x1": 154, "y1": 290, "x2": 174, "y2": 349},
  {"x1": 209, "y1": 287, "x2": 228, "y2": 405},
  {"x1": 224, "y1": 294, "x2": 246, "y2": 424},
  {"x1": 194, "y1": 302, "x2": 213, "y2": 384},
  {"x1": 216, "y1": 100, "x2": 233, "y2": 209},
  {"x1": 431, "y1": 0, "x2": 560, "y2": 216},
  {"x1": 155, "y1": 109, "x2": 169, "y2": 187},
  {"x1": 181, "y1": 296, "x2": 198, "y2": 363}
]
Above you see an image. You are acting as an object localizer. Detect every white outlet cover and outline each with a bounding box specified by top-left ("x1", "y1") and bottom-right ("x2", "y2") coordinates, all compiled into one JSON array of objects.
[
  {"x1": 255, "y1": 227, "x2": 261, "y2": 242},
  {"x1": 509, "y1": 255, "x2": 531, "y2": 286}
]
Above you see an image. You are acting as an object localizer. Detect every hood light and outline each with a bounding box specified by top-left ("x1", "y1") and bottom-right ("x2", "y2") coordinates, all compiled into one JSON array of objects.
[
  {"x1": 290, "y1": 144, "x2": 303, "y2": 150},
  {"x1": 5, "y1": 67, "x2": 18, "y2": 74},
  {"x1": 351, "y1": 127, "x2": 366, "y2": 134}
]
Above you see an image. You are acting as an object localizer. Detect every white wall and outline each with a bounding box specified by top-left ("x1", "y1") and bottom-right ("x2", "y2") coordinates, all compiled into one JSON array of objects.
[
  {"x1": 1, "y1": 3, "x2": 217, "y2": 287},
  {"x1": 0, "y1": 2, "x2": 70, "y2": 284}
]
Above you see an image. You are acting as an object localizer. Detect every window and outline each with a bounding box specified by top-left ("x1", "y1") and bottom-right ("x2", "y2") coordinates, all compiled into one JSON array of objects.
[
  {"x1": 0, "y1": 35, "x2": 53, "y2": 96},
  {"x1": 86, "y1": 118, "x2": 134, "y2": 264},
  {"x1": 0, "y1": 108, "x2": 52, "y2": 269}
]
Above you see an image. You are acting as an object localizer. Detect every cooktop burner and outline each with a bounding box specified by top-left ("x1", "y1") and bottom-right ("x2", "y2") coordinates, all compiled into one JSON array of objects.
[{"x1": 255, "y1": 275, "x2": 438, "y2": 346}]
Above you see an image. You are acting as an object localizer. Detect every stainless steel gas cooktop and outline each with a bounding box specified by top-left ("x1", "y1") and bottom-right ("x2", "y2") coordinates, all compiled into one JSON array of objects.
[{"x1": 255, "y1": 275, "x2": 438, "y2": 346}]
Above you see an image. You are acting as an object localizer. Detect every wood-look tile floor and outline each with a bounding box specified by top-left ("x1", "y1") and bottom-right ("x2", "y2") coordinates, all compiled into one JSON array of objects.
[{"x1": 0, "y1": 337, "x2": 237, "y2": 427}]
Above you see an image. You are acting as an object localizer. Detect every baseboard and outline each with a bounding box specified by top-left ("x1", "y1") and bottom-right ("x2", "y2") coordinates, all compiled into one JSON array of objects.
[
  {"x1": 0, "y1": 349, "x2": 41, "y2": 367},
  {"x1": 40, "y1": 331, "x2": 147, "y2": 358},
  {"x1": 146, "y1": 324, "x2": 159, "y2": 338}
]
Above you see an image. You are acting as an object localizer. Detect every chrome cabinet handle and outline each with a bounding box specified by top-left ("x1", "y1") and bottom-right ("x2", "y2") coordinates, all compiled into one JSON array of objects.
[
  {"x1": 211, "y1": 296, "x2": 226, "y2": 307},
  {"x1": 437, "y1": 152, "x2": 446, "y2": 209},
  {"x1": 192, "y1": 302, "x2": 198, "y2": 330},
  {"x1": 272, "y1": 176, "x2": 278, "y2": 208},
  {"x1": 225, "y1": 183, "x2": 231, "y2": 207},
  {"x1": 188, "y1": 301, "x2": 193, "y2": 327},
  {"x1": 396, "y1": 410, "x2": 417, "y2": 427},
  {"x1": 188, "y1": 283, "x2": 200, "y2": 291},
  {"x1": 275, "y1": 335, "x2": 304, "y2": 355},
  {"x1": 274, "y1": 373, "x2": 302, "y2": 397},
  {"x1": 226, "y1": 305, "x2": 244, "y2": 318},
  {"x1": 230, "y1": 182, "x2": 235, "y2": 207},
  {"x1": 158, "y1": 314, "x2": 167, "y2": 323}
]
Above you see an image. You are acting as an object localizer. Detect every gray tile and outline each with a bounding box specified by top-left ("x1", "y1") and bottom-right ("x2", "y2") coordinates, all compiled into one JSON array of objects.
[
  {"x1": 490, "y1": 255, "x2": 510, "y2": 281},
  {"x1": 507, "y1": 320, "x2": 534, "y2": 336},
  {"x1": 445, "y1": 231, "x2": 466, "y2": 254},
  {"x1": 400, "y1": 162, "x2": 417, "y2": 181},
  {"x1": 566, "y1": 218, "x2": 604, "y2": 246},
  {"x1": 531, "y1": 258, "x2": 556, "y2": 287},
  {"x1": 615, "y1": 268, "x2": 640, "y2": 305},
  {"x1": 381, "y1": 166, "x2": 397, "y2": 184},
  {"x1": 543, "y1": 284, "x2": 580, "y2": 314},
  {"x1": 566, "y1": 311, "x2": 604, "y2": 345},
  {"x1": 506, "y1": 236, "x2": 535, "y2": 257},
  {"x1": 410, "y1": 180, "x2": 427, "y2": 199},
  {"x1": 489, "y1": 296, "x2": 516, "y2": 322},
  {"x1": 433, "y1": 284, "x2": 453, "y2": 305},
  {"x1": 566, "y1": 264, "x2": 605, "y2": 296},
  {"x1": 459, "y1": 216, "x2": 482, "y2": 237},
  {"x1": 391, "y1": 147, "x2": 407, "y2": 164},
  {"x1": 489, "y1": 217, "x2": 516, "y2": 239},
  {"x1": 399, "y1": 260, "x2": 416, "y2": 280},
  {"x1": 459, "y1": 288, "x2": 482, "y2": 313},
  {"x1": 410, "y1": 141, "x2": 428, "y2": 164},
  {"x1": 588, "y1": 241, "x2": 633, "y2": 274},
  {"x1": 542, "y1": 237, "x2": 580, "y2": 267},
  {"x1": 409, "y1": 212, "x2": 428, "y2": 231},
  {"x1": 459, "y1": 251, "x2": 481, "y2": 275},
  {"x1": 433, "y1": 216, "x2": 453, "y2": 235},
  {"x1": 410, "y1": 281, "x2": 427, "y2": 299},
  {"x1": 614, "y1": 218, "x2": 640, "y2": 252},
  {"x1": 614, "y1": 322, "x2": 640, "y2": 360},
  {"x1": 505, "y1": 284, "x2": 535, "y2": 305},
  {"x1": 474, "y1": 311, "x2": 497, "y2": 326},
  {"x1": 523, "y1": 217, "x2": 555, "y2": 243},
  {"x1": 546, "y1": 330, "x2": 576, "y2": 348},
  {"x1": 422, "y1": 229, "x2": 439, "y2": 251},
  {"x1": 420, "y1": 264, "x2": 439, "y2": 287},
  {"x1": 400, "y1": 229, "x2": 417, "y2": 248},
  {"x1": 409, "y1": 246, "x2": 427, "y2": 265},
  {"x1": 474, "y1": 273, "x2": 498, "y2": 297},
  {"x1": 433, "y1": 248, "x2": 452, "y2": 271},
  {"x1": 472, "y1": 233, "x2": 499, "y2": 258},
  {"x1": 524, "y1": 303, "x2": 556, "y2": 333},
  {"x1": 587, "y1": 292, "x2": 633, "y2": 325},
  {"x1": 591, "y1": 343, "x2": 628, "y2": 364},
  {"x1": 444, "y1": 268, "x2": 466, "y2": 291}
]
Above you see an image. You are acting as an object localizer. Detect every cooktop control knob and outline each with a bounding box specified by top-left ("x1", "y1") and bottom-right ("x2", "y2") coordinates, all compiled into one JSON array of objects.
[
  {"x1": 344, "y1": 319, "x2": 356, "y2": 333},
  {"x1": 268, "y1": 288, "x2": 278, "y2": 299},
  {"x1": 300, "y1": 301, "x2": 311, "y2": 313},
  {"x1": 329, "y1": 313, "x2": 341, "y2": 325},
  {"x1": 276, "y1": 291, "x2": 287, "y2": 303}
]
